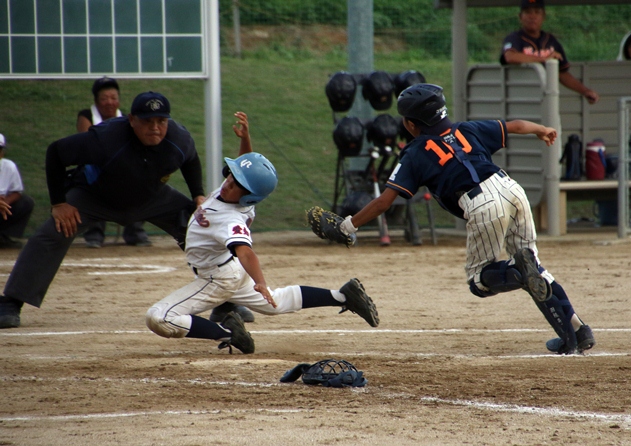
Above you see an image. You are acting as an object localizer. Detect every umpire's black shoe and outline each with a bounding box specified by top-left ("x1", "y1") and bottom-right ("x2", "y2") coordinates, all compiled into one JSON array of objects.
[
  {"x1": 546, "y1": 325, "x2": 595, "y2": 355},
  {"x1": 0, "y1": 295, "x2": 23, "y2": 329},
  {"x1": 339, "y1": 278, "x2": 379, "y2": 327},
  {"x1": 218, "y1": 312, "x2": 255, "y2": 354},
  {"x1": 514, "y1": 248, "x2": 551, "y2": 302},
  {"x1": 209, "y1": 302, "x2": 255, "y2": 323},
  {"x1": 0, "y1": 235, "x2": 22, "y2": 249}
]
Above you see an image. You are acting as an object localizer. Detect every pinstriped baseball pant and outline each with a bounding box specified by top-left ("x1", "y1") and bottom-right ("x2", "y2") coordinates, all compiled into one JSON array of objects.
[{"x1": 458, "y1": 172, "x2": 555, "y2": 292}]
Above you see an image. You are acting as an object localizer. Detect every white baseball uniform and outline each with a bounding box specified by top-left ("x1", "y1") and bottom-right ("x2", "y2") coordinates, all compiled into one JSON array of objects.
[{"x1": 146, "y1": 186, "x2": 303, "y2": 338}]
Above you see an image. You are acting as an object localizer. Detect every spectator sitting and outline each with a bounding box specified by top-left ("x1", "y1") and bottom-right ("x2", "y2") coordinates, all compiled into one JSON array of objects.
[
  {"x1": 76, "y1": 77, "x2": 151, "y2": 248},
  {"x1": 0, "y1": 133, "x2": 34, "y2": 249},
  {"x1": 500, "y1": 0, "x2": 599, "y2": 104}
]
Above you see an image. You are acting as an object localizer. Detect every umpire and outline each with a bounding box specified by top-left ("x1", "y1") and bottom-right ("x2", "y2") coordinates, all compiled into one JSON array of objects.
[{"x1": 0, "y1": 91, "x2": 208, "y2": 328}]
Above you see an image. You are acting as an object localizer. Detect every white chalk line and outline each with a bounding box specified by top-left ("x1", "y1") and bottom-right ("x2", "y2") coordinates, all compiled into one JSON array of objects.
[
  {"x1": 1, "y1": 327, "x2": 629, "y2": 337},
  {"x1": 0, "y1": 259, "x2": 175, "y2": 276},
  {"x1": 421, "y1": 396, "x2": 631, "y2": 427},
  {"x1": 0, "y1": 408, "x2": 308, "y2": 422},
  {"x1": 0, "y1": 375, "x2": 628, "y2": 428}
]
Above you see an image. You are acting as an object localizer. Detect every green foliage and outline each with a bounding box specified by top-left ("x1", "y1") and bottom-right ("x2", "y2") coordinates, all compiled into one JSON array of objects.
[{"x1": 2, "y1": 1, "x2": 628, "y2": 236}]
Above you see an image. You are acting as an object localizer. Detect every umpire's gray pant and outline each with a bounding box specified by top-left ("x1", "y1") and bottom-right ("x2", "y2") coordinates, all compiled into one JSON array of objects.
[{"x1": 3, "y1": 186, "x2": 194, "y2": 308}]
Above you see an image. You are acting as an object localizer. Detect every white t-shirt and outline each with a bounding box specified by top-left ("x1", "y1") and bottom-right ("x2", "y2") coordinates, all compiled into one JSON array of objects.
[
  {"x1": 185, "y1": 185, "x2": 255, "y2": 270},
  {"x1": 0, "y1": 158, "x2": 24, "y2": 196}
]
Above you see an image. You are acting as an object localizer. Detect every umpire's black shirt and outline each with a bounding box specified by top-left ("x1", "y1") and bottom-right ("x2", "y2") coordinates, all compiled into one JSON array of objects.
[{"x1": 46, "y1": 117, "x2": 204, "y2": 209}]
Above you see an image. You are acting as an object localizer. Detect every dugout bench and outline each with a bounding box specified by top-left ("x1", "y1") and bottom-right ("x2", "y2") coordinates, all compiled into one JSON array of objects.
[{"x1": 464, "y1": 60, "x2": 631, "y2": 237}]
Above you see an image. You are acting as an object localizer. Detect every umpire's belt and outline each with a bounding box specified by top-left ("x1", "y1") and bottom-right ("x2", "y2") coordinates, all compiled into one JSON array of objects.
[
  {"x1": 465, "y1": 170, "x2": 508, "y2": 200},
  {"x1": 191, "y1": 256, "x2": 234, "y2": 276}
]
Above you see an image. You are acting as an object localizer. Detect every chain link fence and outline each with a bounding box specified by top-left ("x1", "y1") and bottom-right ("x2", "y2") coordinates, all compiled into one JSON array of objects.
[{"x1": 219, "y1": 0, "x2": 631, "y2": 63}]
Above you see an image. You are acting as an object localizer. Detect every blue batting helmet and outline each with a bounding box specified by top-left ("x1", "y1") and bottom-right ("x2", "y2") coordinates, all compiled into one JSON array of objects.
[{"x1": 224, "y1": 152, "x2": 278, "y2": 206}]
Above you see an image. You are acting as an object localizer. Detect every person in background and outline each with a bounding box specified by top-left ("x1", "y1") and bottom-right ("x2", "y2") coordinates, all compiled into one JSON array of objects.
[
  {"x1": 0, "y1": 133, "x2": 34, "y2": 249},
  {"x1": 500, "y1": 0, "x2": 599, "y2": 104},
  {"x1": 617, "y1": 31, "x2": 631, "y2": 61},
  {"x1": 76, "y1": 77, "x2": 151, "y2": 248}
]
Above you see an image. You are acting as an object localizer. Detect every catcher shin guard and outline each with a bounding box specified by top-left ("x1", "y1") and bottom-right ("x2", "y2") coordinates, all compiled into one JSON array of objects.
[
  {"x1": 470, "y1": 261, "x2": 524, "y2": 297},
  {"x1": 339, "y1": 278, "x2": 379, "y2": 327},
  {"x1": 533, "y1": 286, "x2": 577, "y2": 353},
  {"x1": 514, "y1": 248, "x2": 551, "y2": 302}
]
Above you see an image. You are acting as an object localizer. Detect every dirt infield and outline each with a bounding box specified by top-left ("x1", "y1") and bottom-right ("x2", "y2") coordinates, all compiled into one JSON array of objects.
[{"x1": 1, "y1": 230, "x2": 630, "y2": 445}]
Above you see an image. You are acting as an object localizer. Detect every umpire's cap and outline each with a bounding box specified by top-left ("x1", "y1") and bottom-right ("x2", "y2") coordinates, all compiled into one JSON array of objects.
[
  {"x1": 131, "y1": 91, "x2": 171, "y2": 119},
  {"x1": 92, "y1": 76, "x2": 119, "y2": 99}
]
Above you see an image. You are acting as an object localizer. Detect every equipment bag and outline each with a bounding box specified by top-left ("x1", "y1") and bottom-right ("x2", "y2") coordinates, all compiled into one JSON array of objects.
[
  {"x1": 585, "y1": 139, "x2": 606, "y2": 180},
  {"x1": 560, "y1": 134, "x2": 582, "y2": 180}
]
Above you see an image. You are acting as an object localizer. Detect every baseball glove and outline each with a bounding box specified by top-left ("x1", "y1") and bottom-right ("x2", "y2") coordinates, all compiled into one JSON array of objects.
[{"x1": 306, "y1": 206, "x2": 356, "y2": 247}]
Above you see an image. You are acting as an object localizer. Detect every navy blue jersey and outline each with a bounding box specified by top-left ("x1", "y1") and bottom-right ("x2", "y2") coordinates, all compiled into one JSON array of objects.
[
  {"x1": 46, "y1": 117, "x2": 204, "y2": 209},
  {"x1": 386, "y1": 120, "x2": 507, "y2": 218},
  {"x1": 500, "y1": 30, "x2": 570, "y2": 72}
]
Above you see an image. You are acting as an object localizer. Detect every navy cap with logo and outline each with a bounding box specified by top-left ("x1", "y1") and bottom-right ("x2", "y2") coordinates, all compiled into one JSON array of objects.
[
  {"x1": 521, "y1": 0, "x2": 544, "y2": 10},
  {"x1": 130, "y1": 91, "x2": 171, "y2": 119}
]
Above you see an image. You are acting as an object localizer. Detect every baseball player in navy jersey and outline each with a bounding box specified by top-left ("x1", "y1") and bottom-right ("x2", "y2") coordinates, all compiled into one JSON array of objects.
[
  {"x1": 145, "y1": 114, "x2": 378, "y2": 354},
  {"x1": 500, "y1": 0, "x2": 598, "y2": 104},
  {"x1": 337, "y1": 83, "x2": 594, "y2": 355}
]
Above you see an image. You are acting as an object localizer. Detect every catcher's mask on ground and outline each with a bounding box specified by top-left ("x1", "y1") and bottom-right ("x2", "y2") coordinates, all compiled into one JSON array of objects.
[
  {"x1": 223, "y1": 152, "x2": 278, "y2": 206},
  {"x1": 280, "y1": 359, "x2": 367, "y2": 388}
]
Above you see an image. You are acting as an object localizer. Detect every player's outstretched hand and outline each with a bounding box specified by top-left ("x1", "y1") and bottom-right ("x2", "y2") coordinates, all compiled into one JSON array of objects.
[
  {"x1": 51, "y1": 203, "x2": 82, "y2": 237},
  {"x1": 232, "y1": 111, "x2": 250, "y2": 140},
  {"x1": 254, "y1": 283, "x2": 277, "y2": 308},
  {"x1": 537, "y1": 126, "x2": 557, "y2": 146}
]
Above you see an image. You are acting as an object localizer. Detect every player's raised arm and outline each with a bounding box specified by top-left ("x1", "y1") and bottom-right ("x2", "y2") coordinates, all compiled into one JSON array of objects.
[
  {"x1": 506, "y1": 120, "x2": 557, "y2": 146},
  {"x1": 233, "y1": 111, "x2": 253, "y2": 155}
]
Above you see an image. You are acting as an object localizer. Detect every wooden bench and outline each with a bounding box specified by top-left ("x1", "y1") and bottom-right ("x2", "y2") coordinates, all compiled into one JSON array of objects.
[{"x1": 536, "y1": 180, "x2": 631, "y2": 234}]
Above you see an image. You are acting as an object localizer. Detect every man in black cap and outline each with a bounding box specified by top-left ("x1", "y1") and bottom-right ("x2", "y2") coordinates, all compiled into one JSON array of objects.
[
  {"x1": 76, "y1": 76, "x2": 151, "y2": 248},
  {"x1": 500, "y1": 0, "x2": 599, "y2": 104},
  {"x1": 0, "y1": 91, "x2": 253, "y2": 328}
]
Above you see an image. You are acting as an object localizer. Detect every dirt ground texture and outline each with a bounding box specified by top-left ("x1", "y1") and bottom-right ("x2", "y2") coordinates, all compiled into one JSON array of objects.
[{"x1": 1, "y1": 229, "x2": 630, "y2": 446}]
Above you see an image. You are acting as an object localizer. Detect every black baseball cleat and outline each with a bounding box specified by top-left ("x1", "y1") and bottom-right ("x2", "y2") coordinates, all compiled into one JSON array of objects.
[
  {"x1": 339, "y1": 278, "x2": 379, "y2": 327},
  {"x1": 218, "y1": 311, "x2": 255, "y2": 354},
  {"x1": 0, "y1": 295, "x2": 23, "y2": 329},
  {"x1": 209, "y1": 301, "x2": 255, "y2": 323},
  {"x1": 514, "y1": 248, "x2": 550, "y2": 302},
  {"x1": 546, "y1": 325, "x2": 595, "y2": 355}
]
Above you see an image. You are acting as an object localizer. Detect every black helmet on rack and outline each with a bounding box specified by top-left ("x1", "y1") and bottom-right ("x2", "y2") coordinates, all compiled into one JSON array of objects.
[
  {"x1": 397, "y1": 83, "x2": 448, "y2": 127},
  {"x1": 333, "y1": 116, "x2": 364, "y2": 157},
  {"x1": 325, "y1": 71, "x2": 357, "y2": 112},
  {"x1": 366, "y1": 114, "x2": 398, "y2": 149},
  {"x1": 361, "y1": 71, "x2": 395, "y2": 111},
  {"x1": 393, "y1": 70, "x2": 426, "y2": 97}
]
